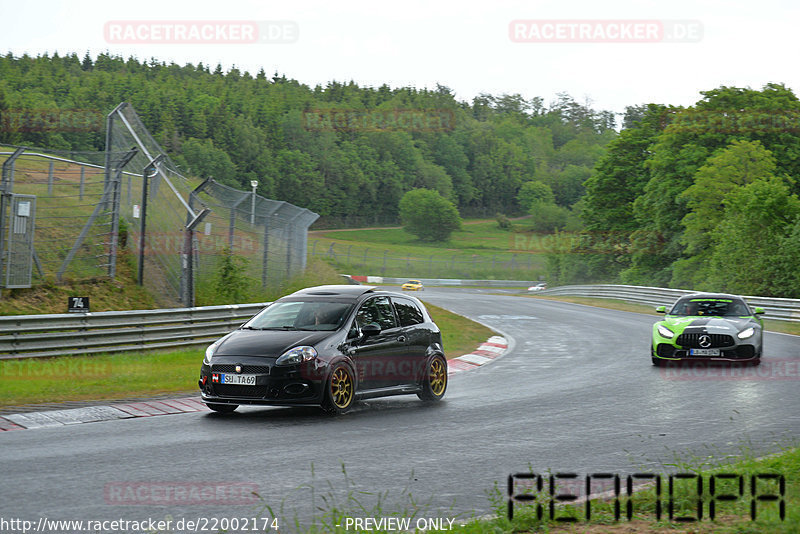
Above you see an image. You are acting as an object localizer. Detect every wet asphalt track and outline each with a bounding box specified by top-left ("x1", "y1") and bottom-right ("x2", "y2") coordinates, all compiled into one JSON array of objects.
[{"x1": 2, "y1": 288, "x2": 799, "y2": 530}]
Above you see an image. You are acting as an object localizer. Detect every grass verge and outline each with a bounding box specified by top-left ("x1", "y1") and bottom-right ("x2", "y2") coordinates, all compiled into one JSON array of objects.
[{"x1": 423, "y1": 302, "x2": 496, "y2": 359}]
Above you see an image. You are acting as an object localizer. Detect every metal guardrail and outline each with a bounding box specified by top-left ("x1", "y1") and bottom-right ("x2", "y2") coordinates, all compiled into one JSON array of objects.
[
  {"x1": 0, "y1": 303, "x2": 269, "y2": 359},
  {"x1": 538, "y1": 284, "x2": 800, "y2": 323}
]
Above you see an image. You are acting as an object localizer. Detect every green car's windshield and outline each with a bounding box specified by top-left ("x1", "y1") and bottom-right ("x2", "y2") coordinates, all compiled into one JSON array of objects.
[
  {"x1": 670, "y1": 299, "x2": 750, "y2": 317},
  {"x1": 245, "y1": 301, "x2": 354, "y2": 331}
]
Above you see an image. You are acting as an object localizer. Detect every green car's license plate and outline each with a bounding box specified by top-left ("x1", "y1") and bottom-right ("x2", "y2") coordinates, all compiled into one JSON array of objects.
[
  {"x1": 689, "y1": 348, "x2": 720, "y2": 356},
  {"x1": 221, "y1": 373, "x2": 258, "y2": 385}
]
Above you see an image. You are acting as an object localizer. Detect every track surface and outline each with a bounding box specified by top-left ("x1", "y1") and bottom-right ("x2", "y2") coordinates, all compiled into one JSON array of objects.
[{"x1": 2, "y1": 288, "x2": 799, "y2": 530}]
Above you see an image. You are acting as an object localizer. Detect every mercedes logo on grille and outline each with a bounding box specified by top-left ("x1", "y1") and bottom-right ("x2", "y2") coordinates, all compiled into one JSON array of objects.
[
  {"x1": 235, "y1": 364, "x2": 242, "y2": 373},
  {"x1": 698, "y1": 335, "x2": 712, "y2": 348}
]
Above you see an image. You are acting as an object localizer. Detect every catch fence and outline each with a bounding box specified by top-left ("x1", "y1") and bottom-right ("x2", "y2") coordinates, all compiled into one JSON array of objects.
[{"x1": 0, "y1": 103, "x2": 318, "y2": 306}]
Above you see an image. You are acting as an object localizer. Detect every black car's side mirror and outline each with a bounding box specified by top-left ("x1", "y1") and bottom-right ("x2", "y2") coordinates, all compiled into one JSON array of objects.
[{"x1": 361, "y1": 323, "x2": 381, "y2": 337}]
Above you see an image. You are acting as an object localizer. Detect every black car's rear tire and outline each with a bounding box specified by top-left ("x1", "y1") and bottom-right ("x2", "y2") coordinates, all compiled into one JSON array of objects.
[
  {"x1": 206, "y1": 403, "x2": 238, "y2": 413},
  {"x1": 418, "y1": 355, "x2": 447, "y2": 401},
  {"x1": 322, "y1": 362, "x2": 355, "y2": 414}
]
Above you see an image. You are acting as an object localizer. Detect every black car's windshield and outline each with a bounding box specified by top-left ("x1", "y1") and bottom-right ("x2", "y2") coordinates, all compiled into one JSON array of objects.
[
  {"x1": 670, "y1": 298, "x2": 750, "y2": 317},
  {"x1": 245, "y1": 301, "x2": 354, "y2": 331}
]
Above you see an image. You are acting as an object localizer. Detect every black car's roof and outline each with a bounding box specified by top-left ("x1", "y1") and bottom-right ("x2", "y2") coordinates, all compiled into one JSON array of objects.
[{"x1": 288, "y1": 285, "x2": 378, "y2": 299}]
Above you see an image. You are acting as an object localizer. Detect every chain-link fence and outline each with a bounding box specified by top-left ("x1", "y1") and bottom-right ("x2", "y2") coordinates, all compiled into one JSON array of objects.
[
  {"x1": 0, "y1": 103, "x2": 318, "y2": 306},
  {"x1": 188, "y1": 179, "x2": 318, "y2": 298},
  {"x1": 0, "y1": 145, "x2": 137, "y2": 286}
]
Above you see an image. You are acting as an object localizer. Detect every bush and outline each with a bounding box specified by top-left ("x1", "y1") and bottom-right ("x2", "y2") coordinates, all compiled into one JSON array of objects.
[
  {"x1": 496, "y1": 213, "x2": 512, "y2": 230},
  {"x1": 529, "y1": 202, "x2": 570, "y2": 232},
  {"x1": 213, "y1": 248, "x2": 253, "y2": 304},
  {"x1": 399, "y1": 188, "x2": 462, "y2": 242}
]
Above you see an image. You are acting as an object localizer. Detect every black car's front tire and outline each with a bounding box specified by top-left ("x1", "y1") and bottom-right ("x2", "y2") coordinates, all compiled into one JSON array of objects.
[
  {"x1": 206, "y1": 402, "x2": 238, "y2": 413},
  {"x1": 418, "y1": 355, "x2": 447, "y2": 401},
  {"x1": 322, "y1": 362, "x2": 356, "y2": 414}
]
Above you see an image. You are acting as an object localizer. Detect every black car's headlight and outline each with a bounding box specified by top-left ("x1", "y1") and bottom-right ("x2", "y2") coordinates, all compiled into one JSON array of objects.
[
  {"x1": 738, "y1": 327, "x2": 755, "y2": 339},
  {"x1": 276, "y1": 346, "x2": 318, "y2": 366},
  {"x1": 656, "y1": 324, "x2": 675, "y2": 339},
  {"x1": 204, "y1": 339, "x2": 222, "y2": 365}
]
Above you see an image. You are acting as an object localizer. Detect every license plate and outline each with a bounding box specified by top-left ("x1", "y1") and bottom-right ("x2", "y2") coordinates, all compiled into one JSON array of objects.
[
  {"x1": 221, "y1": 373, "x2": 258, "y2": 385},
  {"x1": 689, "y1": 348, "x2": 720, "y2": 356}
]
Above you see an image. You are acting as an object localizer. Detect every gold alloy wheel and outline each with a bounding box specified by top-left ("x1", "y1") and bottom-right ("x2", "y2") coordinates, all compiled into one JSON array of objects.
[
  {"x1": 429, "y1": 357, "x2": 447, "y2": 396},
  {"x1": 330, "y1": 366, "x2": 354, "y2": 408}
]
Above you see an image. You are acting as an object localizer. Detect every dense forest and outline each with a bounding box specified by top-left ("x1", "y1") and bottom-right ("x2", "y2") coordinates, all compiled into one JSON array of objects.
[
  {"x1": 0, "y1": 51, "x2": 615, "y2": 225},
  {"x1": 2, "y1": 52, "x2": 800, "y2": 296},
  {"x1": 575, "y1": 84, "x2": 800, "y2": 297}
]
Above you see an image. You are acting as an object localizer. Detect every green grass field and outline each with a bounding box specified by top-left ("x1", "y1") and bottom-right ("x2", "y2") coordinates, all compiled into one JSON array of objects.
[{"x1": 309, "y1": 219, "x2": 548, "y2": 280}]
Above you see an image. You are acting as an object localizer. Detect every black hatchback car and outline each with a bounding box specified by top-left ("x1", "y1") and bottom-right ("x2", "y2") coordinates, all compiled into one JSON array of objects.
[{"x1": 199, "y1": 285, "x2": 447, "y2": 414}]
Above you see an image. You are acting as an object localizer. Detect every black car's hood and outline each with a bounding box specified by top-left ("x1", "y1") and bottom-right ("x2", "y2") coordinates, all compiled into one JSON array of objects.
[{"x1": 216, "y1": 329, "x2": 333, "y2": 357}]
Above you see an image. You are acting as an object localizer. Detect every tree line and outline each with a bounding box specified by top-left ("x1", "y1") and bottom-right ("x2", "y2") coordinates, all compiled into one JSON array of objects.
[
  {"x1": 2, "y1": 53, "x2": 799, "y2": 297},
  {"x1": 0, "y1": 51, "x2": 613, "y2": 227},
  {"x1": 570, "y1": 84, "x2": 800, "y2": 297}
]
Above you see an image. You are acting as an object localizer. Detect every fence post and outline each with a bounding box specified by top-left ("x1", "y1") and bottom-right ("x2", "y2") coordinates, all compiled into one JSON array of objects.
[
  {"x1": 79, "y1": 166, "x2": 85, "y2": 200},
  {"x1": 262, "y1": 217, "x2": 270, "y2": 287},
  {"x1": 47, "y1": 161, "x2": 54, "y2": 196},
  {"x1": 183, "y1": 207, "x2": 210, "y2": 307},
  {"x1": 138, "y1": 155, "x2": 164, "y2": 286},
  {"x1": 108, "y1": 149, "x2": 138, "y2": 279}
]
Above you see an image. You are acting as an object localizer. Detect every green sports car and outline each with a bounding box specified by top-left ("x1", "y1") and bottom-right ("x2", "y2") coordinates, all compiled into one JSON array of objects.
[{"x1": 651, "y1": 293, "x2": 764, "y2": 366}]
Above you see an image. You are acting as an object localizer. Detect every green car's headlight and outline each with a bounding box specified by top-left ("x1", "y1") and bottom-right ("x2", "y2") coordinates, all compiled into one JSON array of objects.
[
  {"x1": 657, "y1": 324, "x2": 675, "y2": 339},
  {"x1": 738, "y1": 327, "x2": 755, "y2": 339},
  {"x1": 276, "y1": 346, "x2": 318, "y2": 366}
]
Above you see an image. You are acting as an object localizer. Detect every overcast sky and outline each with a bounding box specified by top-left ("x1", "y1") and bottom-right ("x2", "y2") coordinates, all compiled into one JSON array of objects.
[{"x1": 3, "y1": 0, "x2": 798, "y2": 118}]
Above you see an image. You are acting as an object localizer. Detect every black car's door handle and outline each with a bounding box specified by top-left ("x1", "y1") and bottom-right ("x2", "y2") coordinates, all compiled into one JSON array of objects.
[{"x1": 397, "y1": 335, "x2": 406, "y2": 343}]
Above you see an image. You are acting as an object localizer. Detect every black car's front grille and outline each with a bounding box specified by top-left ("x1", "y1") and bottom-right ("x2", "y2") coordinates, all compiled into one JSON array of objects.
[
  {"x1": 676, "y1": 333, "x2": 735, "y2": 348},
  {"x1": 212, "y1": 364, "x2": 270, "y2": 374},
  {"x1": 214, "y1": 385, "x2": 269, "y2": 398}
]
